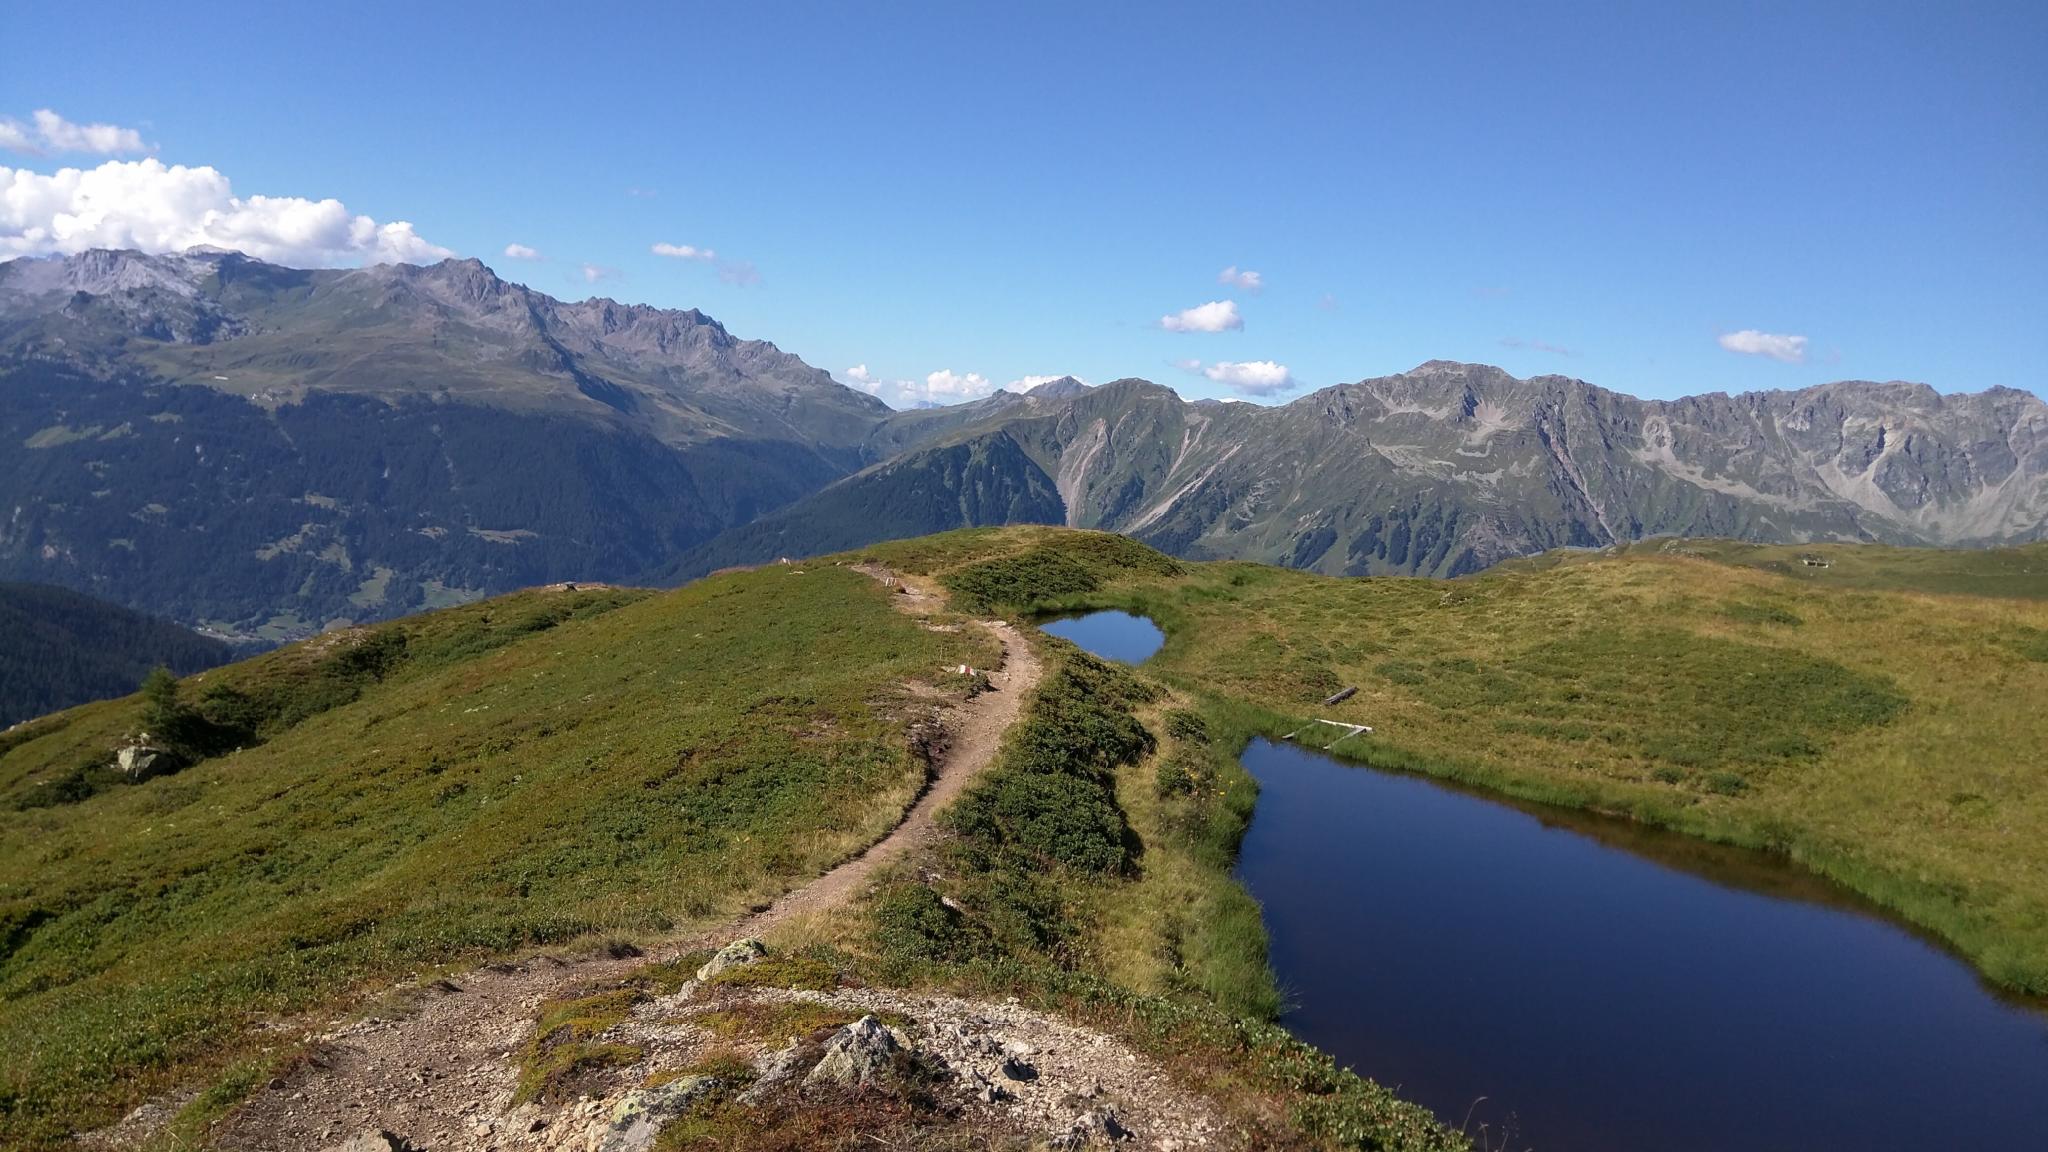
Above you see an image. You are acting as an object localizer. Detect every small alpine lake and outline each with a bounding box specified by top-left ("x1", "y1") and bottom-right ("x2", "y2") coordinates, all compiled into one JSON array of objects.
[
  {"x1": 1037, "y1": 609, "x2": 1165, "y2": 664},
  {"x1": 1237, "y1": 738, "x2": 2048, "y2": 1152},
  {"x1": 1040, "y1": 611, "x2": 2048, "y2": 1151}
]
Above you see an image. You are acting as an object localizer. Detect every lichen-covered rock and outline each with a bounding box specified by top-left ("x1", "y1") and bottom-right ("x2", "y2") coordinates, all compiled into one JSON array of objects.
[
  {"x1": 695, "y1": 937, "x2": 766, "y2": 981},
  {"x1": 597, "y1": 1075, "x2": 722, "y2": 1152},
  {"x1": 805, "y1": 1015, "x2": 901, "y2": 1087}
]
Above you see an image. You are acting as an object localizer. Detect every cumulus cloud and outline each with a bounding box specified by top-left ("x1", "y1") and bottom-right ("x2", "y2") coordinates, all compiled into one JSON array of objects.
[
  {"x1": 1718, "y1": 329, "x2": 1808, "y2": 363},
  {"x1": 0, "y1": 158, "x2": 451, "y2": 265},
  {"x1": 502, "y1": 243, "x2": 543, "y2": 261},
  {"x1": 580, "y1": 263, "x2": 620, "y2": 284},
  {"x1": 1, "y1": 109, "x2": 150, "y2": 156},
  {"x1": 1500, "y1": 336, "x2": 1573, "y2": 356},
  {"x1": 1217, "y1": 265, "x2": 1263, "y2": 292},
  {"x1": 840, "y1": 364, "x2": 1000, "y2": 409},
  {"x1": 1201, "y1": 360, "x2": 1294, "y2": 396},
  {"x1": 1160, "y1": 299, "x2": 1242, "y2": 333},
  {"x1": 651, "y1": 241, "x2": 715, "y2": 261}
]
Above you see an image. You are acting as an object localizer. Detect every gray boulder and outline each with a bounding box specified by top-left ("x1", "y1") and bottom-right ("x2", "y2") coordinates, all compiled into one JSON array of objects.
[
  {"x1": 805, "y1": 1015, "x2": 902, "y2": 1087},
  {"x1": 695, "y1": 937, "x2": 766, "y2": 981}
]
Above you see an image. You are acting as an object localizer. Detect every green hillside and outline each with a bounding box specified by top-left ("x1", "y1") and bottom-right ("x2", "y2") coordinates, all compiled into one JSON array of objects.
[
  {"x1": 0, "y1": 568, "x2": 994, "y2": 1145},
  {"x1": 8, "y1": 527, "x2": 2046, "y2": 1149},
  {"x1": 0, "y1": 583, "x2": 234, "y2": 728}
]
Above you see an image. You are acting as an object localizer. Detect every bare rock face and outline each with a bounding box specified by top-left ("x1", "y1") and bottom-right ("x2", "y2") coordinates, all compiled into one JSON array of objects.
[
  {"x1": 694, "y1": 937, "x2": 765, "y2": 981},
  {"x1": 805, "y1": 1015, "x2": 903, "y2": 1087}
]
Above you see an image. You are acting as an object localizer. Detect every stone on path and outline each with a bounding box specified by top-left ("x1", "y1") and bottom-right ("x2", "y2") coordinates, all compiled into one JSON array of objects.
[
  {"x1": 806, "y1": 1015, "x2": 902, "y2": 1087},
  {"x1": 694, "y1": 937, "x2": 765, "y2": 981}
]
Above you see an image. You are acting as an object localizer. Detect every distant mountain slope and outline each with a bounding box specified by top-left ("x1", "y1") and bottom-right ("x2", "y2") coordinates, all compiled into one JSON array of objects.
[
  {"x1": 0, "y1": 582, "x2": 232, "y2": 727},
  {"x1": 662, "y1": 430, "x2": 1066, "y2": 579},
  {"x1": 689, "y1": 363, "x2": 2048, "y2": 576},
  {"x1": 0, "y1": 249, "x2": 891, "y2": 637}
]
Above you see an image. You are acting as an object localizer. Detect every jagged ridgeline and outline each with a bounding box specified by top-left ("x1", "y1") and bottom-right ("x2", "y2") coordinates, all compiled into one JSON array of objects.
[{"x1": 6, "y1": 249, "x2": 2045, "y2": 642}]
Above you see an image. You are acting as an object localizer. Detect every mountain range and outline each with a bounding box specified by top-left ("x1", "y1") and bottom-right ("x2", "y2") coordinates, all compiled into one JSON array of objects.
[{"x1": 4, "y1": 248, "x2": 2044, "y2": 635}]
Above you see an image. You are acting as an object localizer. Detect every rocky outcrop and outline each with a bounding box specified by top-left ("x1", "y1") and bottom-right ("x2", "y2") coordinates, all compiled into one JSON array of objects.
[
  {"x1": 694, "y1": 937, "x2": 765, "y2": 981},
  {"x1": 804, "y1": 1016, "x2": 903, "y2": 1087}
]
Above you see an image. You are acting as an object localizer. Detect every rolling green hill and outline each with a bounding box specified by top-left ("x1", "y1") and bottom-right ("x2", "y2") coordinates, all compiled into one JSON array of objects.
[
  {"x1": 0, "y1": 583, "x2": 233, "y2": 728},
  {"x1": 0, "y1": 568, "x2": 995, "y2": 1145}
]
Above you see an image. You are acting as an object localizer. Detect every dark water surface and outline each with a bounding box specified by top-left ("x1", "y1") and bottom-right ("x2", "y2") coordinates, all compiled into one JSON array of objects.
[
  {"x1": 1236, "y1": 738, "x2": 2048, "y2": 1152},
  {"x1": 1038, "y1": 610, "x2": 1164, "y2": 664}
]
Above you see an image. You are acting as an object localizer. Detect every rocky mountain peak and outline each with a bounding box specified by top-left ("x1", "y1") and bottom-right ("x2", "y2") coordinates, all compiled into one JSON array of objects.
[{"x1": 1026, "y1": 376, "x2": 1091, "y2": 399}]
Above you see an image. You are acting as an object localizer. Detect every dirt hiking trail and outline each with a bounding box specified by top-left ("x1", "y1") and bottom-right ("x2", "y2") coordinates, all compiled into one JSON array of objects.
[{"x1": 116, "y1": 567, "x2": 1210, "y2": 1152}]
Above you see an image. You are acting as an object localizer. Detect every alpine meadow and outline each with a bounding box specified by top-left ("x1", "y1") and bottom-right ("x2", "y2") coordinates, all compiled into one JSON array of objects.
[{"x1": 4, "y1": 5, "x2": 2045, "y2": 1151}]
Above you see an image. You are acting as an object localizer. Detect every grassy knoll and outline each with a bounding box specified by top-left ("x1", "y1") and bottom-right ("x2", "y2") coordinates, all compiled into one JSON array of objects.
[
  {"x1": 862, "y1": 527, "x2": 2048, "y2": 995},
  {"x1": 0, "y1": 565, "x2": 994, "y2": 1147}
]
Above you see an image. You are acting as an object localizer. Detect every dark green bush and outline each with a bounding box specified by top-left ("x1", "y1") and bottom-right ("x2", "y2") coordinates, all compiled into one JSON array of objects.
[
  {"x1": 1164, "y1": 708, "x2": 1210, "y2": 745},
  {"x1": 948, "y1": 771, "x2": 1128, "y2": 873},
  {"x1": 873, "y1": 885, "x2": 978, "y2": 965}
]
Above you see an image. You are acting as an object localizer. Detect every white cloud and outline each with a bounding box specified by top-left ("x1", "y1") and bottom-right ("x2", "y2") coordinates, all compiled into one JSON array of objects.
[
  {"x1": 502, "y1": 243, "x2": 543, "y2": 261},
  {"x1": 0, "y1": 158, "x2": 451, "y2": 265},
  {"x1": 1202, "y1": 360, "x2": 1294, "y2": 396},
  {"x1": 839, "y1": 364, "x2": 1000, "y2": 409},
  {"x1": 1160, "y1": 299, "x2": 1243, "y2": 333},
  {"x1": 1, "y1": 109, "x2": 150, "y2": 156},
  {"x1": 580, "y1": 263, "x2": 620, "y2": 284},
  {"x1": 1171, "y1": 357, "x2": 1203, "y2": 372},
  {"x1": 651, "y1": 241, "x2": 715, "y2": 261},
  {"x1": 1218, "y1": 265, "x2": 1263, "y2": 292},
  {"x1": 1717, "y1": 329, "x2": 1808, "y2": 363}
]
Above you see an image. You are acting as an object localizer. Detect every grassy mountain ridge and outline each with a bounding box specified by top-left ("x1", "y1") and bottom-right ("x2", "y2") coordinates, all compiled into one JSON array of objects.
[
  {"x1": 0, "y1": 566, "x2": 997, "y2": 1145},
  {"x1": 0, "y1": 582, "x2": 233, "y2": 728}
]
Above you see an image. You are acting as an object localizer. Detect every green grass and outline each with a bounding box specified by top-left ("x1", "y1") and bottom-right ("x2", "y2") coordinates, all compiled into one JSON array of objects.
[
  {"x1": 0, "y1": 565, "x2": 995, "y2": 1147},
  {"x1": 865, "y1": 527, "x2": 2048, "y2": 996},
  {"x1": 1501, "y1": 537, "x2": 2048, "y2": 600}
]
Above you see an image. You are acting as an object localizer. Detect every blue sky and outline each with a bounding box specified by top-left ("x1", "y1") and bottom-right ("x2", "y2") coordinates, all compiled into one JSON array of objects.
[{"x1": 4, "y1": 1, "x2": 2043, "y2": 405}]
